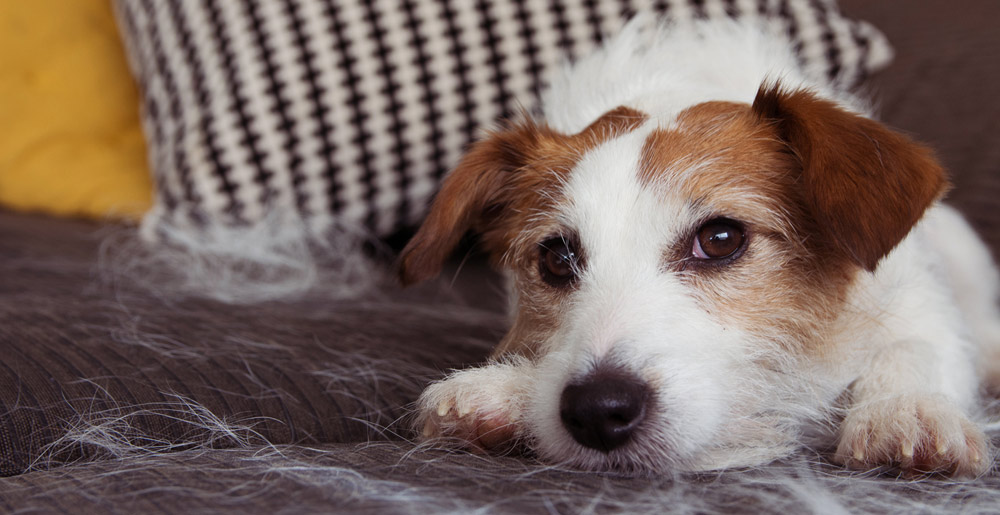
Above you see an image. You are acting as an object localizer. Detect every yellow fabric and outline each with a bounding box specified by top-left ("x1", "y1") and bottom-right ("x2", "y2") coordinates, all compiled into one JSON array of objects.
[{"x1": 0, "y1": 0, "x2": 152, "y2": 221}]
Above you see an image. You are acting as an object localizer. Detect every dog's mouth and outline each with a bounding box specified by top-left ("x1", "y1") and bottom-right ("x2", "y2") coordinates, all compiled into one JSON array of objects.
[
  {"x1": 519, "y1": 354, "x2": 787, "y2": 474},
  {"x1": 525, "y1": 419, "x2": 699, "y2": 477},
  {"x1": 521, "y1": 364, "x2": 710, "y2": 475}
]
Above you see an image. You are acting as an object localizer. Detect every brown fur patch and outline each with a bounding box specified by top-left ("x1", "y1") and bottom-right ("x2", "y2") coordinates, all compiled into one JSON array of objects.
[
  {"x1": 399, "y1": 107, "x2": 645, "y2": 286},
  {"x1": 638, "y1": 90, "x2": 946, "y2": 353},
  {"x1": 488, "y1": 108, "x2": 647, "y2": 358},
  {"x1": 639, "y1": 102, "x2": 801, "y2": 231},
  {"x1": 751, "y1": 85, "x2": 949, "y2": 272},
  {"x1": 399, "y1": 107, "x2": 646, "y2": 356},
  {"x1": 639, "y1": 101, "x2": 854, "y2": 352},
  {"x1": 480, "y1": 107, "x2": 647, "y2": 265}
]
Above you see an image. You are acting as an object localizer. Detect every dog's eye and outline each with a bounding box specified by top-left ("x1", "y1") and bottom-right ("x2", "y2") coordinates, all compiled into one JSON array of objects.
[
  {"x1": 539, "y1": 237, "x2": 579, "y2": 287},
  {"x1": 692, "y1": 219, "x2": 745, "y2": 260}
]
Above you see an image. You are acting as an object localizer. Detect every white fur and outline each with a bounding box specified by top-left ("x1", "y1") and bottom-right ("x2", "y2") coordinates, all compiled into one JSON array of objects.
[
  {"x1": 416, "y1": 17, "x2": 1000, "y2": 476},
  {"x1": 105, "y1": 212, "x2": 382, "y2": 304},
  {"x1": 542, "y1": 16, "x2": 864, "y2": 134}
]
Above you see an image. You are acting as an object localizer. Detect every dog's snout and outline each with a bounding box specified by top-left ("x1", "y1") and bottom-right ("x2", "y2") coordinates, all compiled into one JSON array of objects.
[{"x1": 559, "y1": 370, "x2": 650, "y2": 452}]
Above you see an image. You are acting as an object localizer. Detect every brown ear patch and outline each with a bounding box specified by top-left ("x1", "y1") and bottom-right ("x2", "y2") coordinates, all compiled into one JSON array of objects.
[
  {"x1": 752, "y1": 85, "x2": 948, "y2": 272},
  {"x1": 397, "y1": 122, "x2": 541, "y2": 285},
  {"x1": 398, "y1": 107, "x2": 647, "y2": 286}
]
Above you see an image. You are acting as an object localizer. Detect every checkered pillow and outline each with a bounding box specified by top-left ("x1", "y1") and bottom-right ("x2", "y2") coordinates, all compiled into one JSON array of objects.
[{"x1": 115, "y1": 0, "x2": 892, "y2": 240}]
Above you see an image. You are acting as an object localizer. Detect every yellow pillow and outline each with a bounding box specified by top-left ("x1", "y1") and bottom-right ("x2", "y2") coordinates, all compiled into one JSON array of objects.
[{"x1": 0, "y1": 0, "x2": 152, "y2": 221}]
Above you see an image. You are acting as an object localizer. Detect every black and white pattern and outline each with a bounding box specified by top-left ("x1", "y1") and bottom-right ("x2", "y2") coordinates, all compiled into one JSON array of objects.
[{"x1": 115, "y1": 0, "x2": 893, "y2": 240}]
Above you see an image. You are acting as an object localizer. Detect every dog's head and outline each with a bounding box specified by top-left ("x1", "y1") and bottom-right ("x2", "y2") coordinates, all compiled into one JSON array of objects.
[{"x1": 400, "y1": 85, "x2": 947, "y2": 473}]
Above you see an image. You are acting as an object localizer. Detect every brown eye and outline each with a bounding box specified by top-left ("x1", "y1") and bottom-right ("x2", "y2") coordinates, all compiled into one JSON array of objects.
[
  {"x1": 539, "y1": 237, "x2": 579, "y2": 287},
  {"x1": 693, "y1": 219, "x2": 745, "y2": 260}
]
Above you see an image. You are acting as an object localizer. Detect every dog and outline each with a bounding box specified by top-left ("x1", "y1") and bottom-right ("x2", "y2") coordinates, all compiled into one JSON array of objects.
[{"x1": 398, "y1": 17, "x2": 1000, "y2": 477}]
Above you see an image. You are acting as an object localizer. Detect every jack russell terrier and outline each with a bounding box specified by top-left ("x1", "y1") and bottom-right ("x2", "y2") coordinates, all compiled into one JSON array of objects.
[{"x1": 399, "y1": 17, "x2": 1000, "y2": 477}]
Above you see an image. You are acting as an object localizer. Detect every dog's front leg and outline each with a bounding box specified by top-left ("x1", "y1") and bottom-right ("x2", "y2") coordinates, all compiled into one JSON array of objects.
[
  {"x1": 416, "y1": 357, "x2": 534, "y2": 451},
  {"x1": 833, "y1": 336, "x2": 989, "y2": 477}
]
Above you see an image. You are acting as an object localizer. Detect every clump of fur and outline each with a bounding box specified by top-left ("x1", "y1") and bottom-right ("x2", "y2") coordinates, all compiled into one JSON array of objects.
[
  {"x1": 17, "y1": 397, "x2": 1000, "y2": 514},
  {"x1": 99, "y1": 213, "x2": 384, "y2": 304},
  {"x1": 30, "y1": 389, "x2": 275, "y2": 470}
]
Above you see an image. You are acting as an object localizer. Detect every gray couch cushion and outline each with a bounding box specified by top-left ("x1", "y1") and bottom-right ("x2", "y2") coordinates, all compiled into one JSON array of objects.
[{"x1": 0, "y1": 212, "x2": 504, "y2": 477}]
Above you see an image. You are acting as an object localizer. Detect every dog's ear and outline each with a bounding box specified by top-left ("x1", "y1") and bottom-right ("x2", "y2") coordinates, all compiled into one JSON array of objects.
[
  {"x1": 398, "y1": 122, "x2": 541, "y2": 286},
  {"x1": 399, "y1": 107, "x2": 647, "y2": 286},
  {"x1": 752, "y1": 85, "x2": 948, "y2": 272}
]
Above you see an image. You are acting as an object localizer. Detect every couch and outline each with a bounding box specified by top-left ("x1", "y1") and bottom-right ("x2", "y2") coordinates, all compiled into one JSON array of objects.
[{"x1": 2, "y1": 0, "x2": 999, "y2": 512}]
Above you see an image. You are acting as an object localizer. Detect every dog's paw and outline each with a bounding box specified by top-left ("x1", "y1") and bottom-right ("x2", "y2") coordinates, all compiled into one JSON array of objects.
[
  {"x1": 834, "y1": 394, "x2": 989, "y2": 477},
  {"x1": 416, "y1": 361, "x2": 531, "y2": 451}
]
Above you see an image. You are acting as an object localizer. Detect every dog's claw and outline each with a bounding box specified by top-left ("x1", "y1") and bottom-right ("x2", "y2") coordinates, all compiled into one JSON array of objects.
[
  {"x1": 417, "y1": 362, "x2": 528, "y2": 453},
  {"x1": 836, "y1": 395, "x2": 989, "y2": 477},
  {"x1": 436, "y1": 399, "x2": 453, "y2": 417}
]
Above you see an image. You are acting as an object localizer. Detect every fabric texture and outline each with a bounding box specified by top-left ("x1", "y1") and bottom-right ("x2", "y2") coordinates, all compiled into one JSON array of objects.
[
  {"x1": 115, "y1": 0, "x2": 893, "y2": 241},
  {"x1": 2, "y1": 0, "x2": 999, "y2": 512},
  {"x1": 4, "y1": 440, "x2": 1000, "y2": 514},
  {"x1": 0, "y1": 0, "x2": 153, "y2": 221},
  {"x1": 0, "y1": 212, "x2": 503, "y2": 478}
]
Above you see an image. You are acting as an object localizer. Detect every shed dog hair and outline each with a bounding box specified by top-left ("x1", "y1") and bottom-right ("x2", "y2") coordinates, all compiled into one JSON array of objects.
[{"x1": 399, "y1": 17, "x2": 1000, "y2": 477}]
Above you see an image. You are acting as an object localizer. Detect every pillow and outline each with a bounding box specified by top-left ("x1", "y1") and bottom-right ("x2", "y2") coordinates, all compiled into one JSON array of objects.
[
  {"x1": 0, "y1": 0, "x2": 153, "y2": 221},
  {"x1": 115, "y1": 0, "x2": 892, "y2": 241}
]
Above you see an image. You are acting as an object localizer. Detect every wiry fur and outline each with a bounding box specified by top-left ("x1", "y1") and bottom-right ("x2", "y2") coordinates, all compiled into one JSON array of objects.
[
  {"x1": 103, "y1": 212, "x2": 383, "y2": 304},
  {"x1": 13, "y1": 389, "x2": 1000, "y2": 514},
  {"x1": 540, "y1": 16, "x2": 865, "y2": 135},
  {"x1": 401, "y1": 16, "x2": 1000, "y2": 478}
]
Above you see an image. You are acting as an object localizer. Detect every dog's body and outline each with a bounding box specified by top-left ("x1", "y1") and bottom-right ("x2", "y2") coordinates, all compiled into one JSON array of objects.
[{"x1": 400, "y1": 18, "x2": 1000, "y2": 476}]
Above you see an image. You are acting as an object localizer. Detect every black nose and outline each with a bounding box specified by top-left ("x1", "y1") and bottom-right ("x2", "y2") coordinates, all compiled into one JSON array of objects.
[{"x1": 559, "y1": 369, "x2": 650, "y2": 452}]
